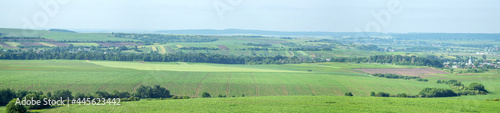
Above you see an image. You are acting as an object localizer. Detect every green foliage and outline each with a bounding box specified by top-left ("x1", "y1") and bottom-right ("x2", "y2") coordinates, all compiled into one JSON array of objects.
[
  {"x1": 6, "y1": 99, "x2": 27, "y2": 113},
  {"x1": 23, "y1": 93, "x2": 50, "y2": 109},
  {"x1": 370, "y1": 92, "x2": 375, "y2": 96},
  {"x1": 0, "y1": 88, "x2": 16, "y2": 106},
  {"x1": 375, "y1": 92, "x2": 390, "y2": 97},
  {"x1": 344, "y1": 92, "x2": 353, "y2": 96},
  {"x1": 202, "y1": 92, "x2": 211, "y2": 98},
  {"x1": 136, "y1": 85, "x2": 171, "y2": 98},
  {"x1": 467, "y1": 83, "x2": 488, "y2": 93},
  {"x1": 52, "y1": 90, "x2": 73, "y2": 99},
  {"x1": 418, "y1": 88, "x2": 457, "y2": 97},
  {"x1": 372, "y1": 73, "x2": 427, "y2": 82}
]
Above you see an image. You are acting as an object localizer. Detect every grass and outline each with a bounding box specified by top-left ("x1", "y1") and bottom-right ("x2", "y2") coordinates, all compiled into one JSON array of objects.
[
  {"x1": 0, "y1": 60, "x2": 452, "y2": 98},
  {"x1": 40, "y1": 96, "x2": 500, "y2": 113}
]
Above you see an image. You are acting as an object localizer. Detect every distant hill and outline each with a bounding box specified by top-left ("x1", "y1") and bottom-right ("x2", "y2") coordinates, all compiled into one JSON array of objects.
[
  {"x1": 155, "y1": 29, "x2": 378, "y2": 36},
  {"x1": 49, "y1": 29, "x2": 77, "y2": 33}
]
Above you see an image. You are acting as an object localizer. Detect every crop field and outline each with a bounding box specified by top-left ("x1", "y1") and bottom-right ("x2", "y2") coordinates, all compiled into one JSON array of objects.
[
  {"x1": 48, "y1": 42, "x2": 70, "y2": 47},
  {"x1": 39, "y1": 42, "x2": 57, "y2": 47},
  {"x1": 4, "y1": 42, "x2": 20, "y2": 47},
  {"x1": 176, "y1": 45, "x2": 183, "y2": 48},
  {"x1": 0, "y1": 42, "x2": 15, "y2": 48},
  {"x1": 355, "y1": 68, "x2": 451, "y2": 78},
  {"x1": 151, "y1": 46, "x2": 158, "y2": 52},
  {"x1": 39, "y1": 96, "x2": 500, "y2": 113},
  {"x1": 99, "y1": 43, "x2": 141, "y2": 47},
  {"x1": 70, "y1": 43, "x2": 100, "y2": 47},
  {"x1": 158, "y1": 46, "x2": 167, "y2": 54},
  {"x1": 19, "y1": 42, "x2": 47, "y2": 46},
  {"x1": 0, "y1": 60, "x2": 464, "y2": 98}
]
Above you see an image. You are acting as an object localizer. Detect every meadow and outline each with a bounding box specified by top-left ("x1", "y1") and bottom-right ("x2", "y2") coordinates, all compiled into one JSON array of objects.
[
  {"x1": 38, "y1": 96, "x2": 500, "y2": 113},
  {"x1": 0, "y1": 60, "x2": 453, "y2": 98}
]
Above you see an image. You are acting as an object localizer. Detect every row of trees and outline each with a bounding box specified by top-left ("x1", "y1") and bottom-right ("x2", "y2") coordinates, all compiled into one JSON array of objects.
[
  {"x1": 372, "y1": 73, "x2": 428, "y2": 82},
  {"x1": 0, "y1": 49, "x2": 304, "y2": 64},
  {"x1": 242, "y1": 43, "x2": 272, "y2": 47},
  {"x1": 179, "y1": 47, "x2": 220, "y2": 50},
  {"x1": 329, "y1": 55, "x2": 444, "y2": 68}
]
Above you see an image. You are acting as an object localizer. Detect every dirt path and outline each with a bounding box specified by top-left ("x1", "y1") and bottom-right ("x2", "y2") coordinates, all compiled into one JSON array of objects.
[
  {"x1": 251, "y1": 74, "x2": 260, "y2": 96},
  {"x1": 225, "y1": 74, "x2": 232, "y2": 95},
  {"x1": 195, "y1": 74, "x2": 210, "y2": 97}
]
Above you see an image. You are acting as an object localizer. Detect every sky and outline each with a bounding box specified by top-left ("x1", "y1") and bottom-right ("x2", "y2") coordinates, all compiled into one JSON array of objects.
[{"x1": 0, "y1": 0, "x2": 499, "y2": 33}]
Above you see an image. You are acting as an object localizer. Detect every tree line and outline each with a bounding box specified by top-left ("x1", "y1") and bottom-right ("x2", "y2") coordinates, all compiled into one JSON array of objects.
[
  {"x1": 2, "y1": 85, "x2": 180, "y2": 112},
  {"x1": 329, "y1": 55, "x2": 444, "y2": 68},
  {"x1": 371, "y1": 73, "x2": 428, "y2": 82}
]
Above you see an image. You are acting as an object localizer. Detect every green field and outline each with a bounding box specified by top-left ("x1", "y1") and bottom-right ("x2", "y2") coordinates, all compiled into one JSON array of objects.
[
  {"x1": 0, "y1": 60, "x2": 455, "y2": 98},
  {"x1": 38, "y1": 96, "x2": 500, "y2": 113}
]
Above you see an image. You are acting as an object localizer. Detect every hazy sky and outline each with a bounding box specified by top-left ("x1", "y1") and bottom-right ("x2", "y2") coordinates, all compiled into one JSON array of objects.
[{"x1": 1, "y1": 0, "x2": 499, "y2": 33}]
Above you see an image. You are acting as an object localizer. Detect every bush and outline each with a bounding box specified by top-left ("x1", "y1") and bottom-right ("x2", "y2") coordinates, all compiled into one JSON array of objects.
[
  {"x1": 344, "y1": 92, "x2": 353, "y2": 96},
  {"x1": 6, "y1": 99, "x2": 27, "y2": 113},
  {"x1": 419, "y1": 88, "x2": 457, "y2": 97},
  {"x1": 52, "y1": 90, "x2": 73, "y2": 99},
  {"x1": 182, "y1": 96, "x2": 190, "y2": 99},
  {"x1": 136, "y1": 85, "x2": 171, "y2": 98},
  {"x1": 202, "y1": 92, "x2": 211, "y2": 98},
  {"x1": 370, "y1": 92, "x2": 375, "y2": 96},
  {"x1": 376, "y1": 92, "x2": 390, "y2": 97},
  {"x1": 0, "y1": 88, "x2": 16, "y2": 106},
  {"x1": 468, "y1": 83, "x2": 488, "y2": 93},
  {"x1": 24, "y1": 93, "x2": 50, "y2": 109}
]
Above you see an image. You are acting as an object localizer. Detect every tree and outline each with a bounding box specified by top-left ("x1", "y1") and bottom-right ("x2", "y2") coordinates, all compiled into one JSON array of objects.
[
  {"x1": 0, "y1": 88, "x2": 16, "y2": 106},
  {"x1": 6, "y1": 99, "x2": 27, "y2": 113},
  {"x1": 482, "y1": 55, "x2": 487, "y2": 60},
  {"x1": 376, "y1": 92, "x2": 390, "y2": 97},
  {"x1": 344, "y1": 92, "x2": 353, "y2": 96},
  {"x1": 202, "y1": 92, "x2": 211, "y2": 98},
  {"x1": 24, "y1": 93, "x2": 50, "y2": 109},
  {"x1": 370, "y1": 92, "x2": 375, "y2": 96},
  {"x1": 468, "y1": 83, "x2": 488, "y2": 93}
]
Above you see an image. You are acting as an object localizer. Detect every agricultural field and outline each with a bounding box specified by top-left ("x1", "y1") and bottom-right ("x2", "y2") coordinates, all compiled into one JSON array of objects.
[
  {"x1": 40, "y1": 96, "x2": 500, "y2": 113},
  {"x1": 355, "y1": 68, "x2": 450, "y2": 78},
  {"x1": 0, "y1": 60, "x2": 458, "y2": 98}
]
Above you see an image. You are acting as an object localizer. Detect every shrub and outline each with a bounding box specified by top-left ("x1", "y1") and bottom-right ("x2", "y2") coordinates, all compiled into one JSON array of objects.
[
  {"x1": 344, "y1": 92, "x2": 353, "y2": 96},
  {"x1": 182, "y1": 96, "x2": 190, "y2": 99},
  {"x1": 0, "y1": 88, "x2": 16, "y2": 106},
  {"x1": 6, "y1": 99, "x2": 27, "y2": 113},
  {"x1": 24, "y1": 93, "x2": 50, "y2": 109},
  {"x1": 419, "y1": 88, "x2": 457, "y2": 97},
  {"x1": 376, "y1": 92, "x2": 390, "y2": 97},
  {"x1": 370, "y1": 92, "x2": 375, "y2": 96},
  {"x1": 202, "y1": 92, "x2": 211, "y2": 98}
]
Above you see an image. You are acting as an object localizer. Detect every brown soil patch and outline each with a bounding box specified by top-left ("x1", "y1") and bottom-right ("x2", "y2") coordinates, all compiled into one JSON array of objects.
[
  {"x1": 217, "y1": 45, "x2": 229, "y2": 50},
  {"x1": 355, "y1": 68, "x2": 450, "y2": 78}
]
